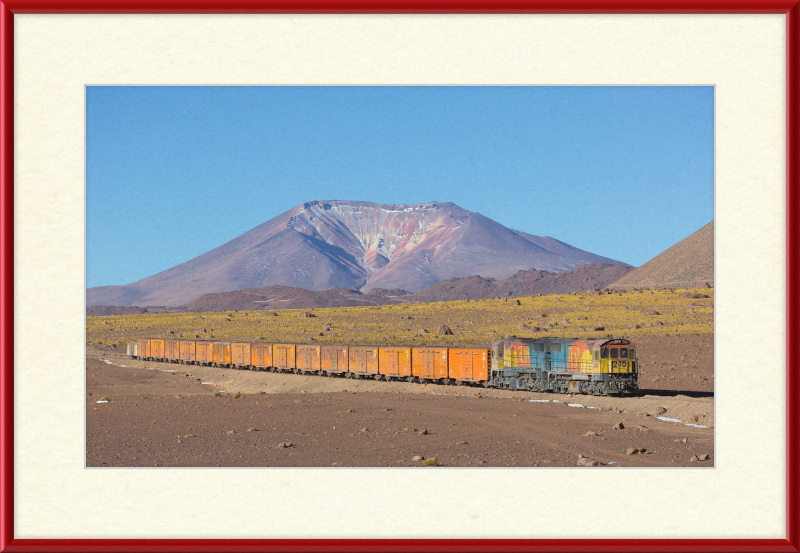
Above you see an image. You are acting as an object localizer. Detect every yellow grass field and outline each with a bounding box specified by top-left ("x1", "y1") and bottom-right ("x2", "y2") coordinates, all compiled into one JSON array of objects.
[{"x1": 87, "y1": 288, "x2": 714, "y2": 348}]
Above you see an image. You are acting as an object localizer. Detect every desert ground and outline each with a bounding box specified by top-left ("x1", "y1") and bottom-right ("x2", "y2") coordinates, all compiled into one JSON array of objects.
[{"x1": 86, "y1": 289, "x2": 713, "y2": 468}]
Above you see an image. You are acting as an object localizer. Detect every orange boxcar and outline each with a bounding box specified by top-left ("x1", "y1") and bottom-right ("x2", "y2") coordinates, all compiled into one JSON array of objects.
[
  {"x1": 297, "y1": 345, "x2": 321, "y2": 372},
  {"x1": 379, "y1": 347, "x2": 412, "y2": 380},
  {"x1": 137, "y1": 339, "x2": 151, "y2": 359},
  {"x1": 321, "y1": 346, "x2": 348, "y2": 374},
  {"x1": 412, "y1": 347, "x2": 448, "y2": 381},
  {"x1": 348, "y1": 346, "x2": 379, "y2": 376},
  {"x1": 448, "y1": 348, "x2": 490, "y2": 383},
  {"x1": 150, "y1": 339, "x2": 165, "y2": 360},
  {"x1": 196, "y1": 341, "x2": 214, "y2": 365},
  {"x1": 179, "y1": 340, "x2": 196, "y2": 364},
  {"x1": 213, "y1": 342, "x2": 231, "y2": 367},
  {"x1": 165, "y1": 339, "x2": 180, "y2": 362},
  {"x1": 272, "y1": 344, "x2": 297, "y2": 370},
  {"x1": 231, "y1": 343, "x2": 251, "y2": 368},
  {"x1": 251, "y1": 344, "x2": 273, "y2": 370}
]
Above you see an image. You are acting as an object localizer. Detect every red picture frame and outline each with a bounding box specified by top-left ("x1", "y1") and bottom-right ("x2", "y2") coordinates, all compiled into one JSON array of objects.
[{"x1": 1, "y1": 3, "x2": 798, "y2": 552}]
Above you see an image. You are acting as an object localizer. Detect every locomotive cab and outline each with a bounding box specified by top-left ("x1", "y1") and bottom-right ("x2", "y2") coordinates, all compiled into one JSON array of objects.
[{"x1": 597, "y1": 342, "x2": 636, "y2": 374}]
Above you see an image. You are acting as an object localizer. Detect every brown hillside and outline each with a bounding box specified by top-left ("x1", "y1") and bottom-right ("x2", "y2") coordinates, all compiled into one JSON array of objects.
[
  {"x1": 86, "y1": 263, "x2": 628, "y2": 314},
  {"x1": 610, "y1": 222, "x2": 713, "y2": 290},
  {"x1": 184, "y1": 286, "x2": 410, "y2": 312},
  {"x1": 408, "y1": 263, "x2": 632, "y2": 302}
]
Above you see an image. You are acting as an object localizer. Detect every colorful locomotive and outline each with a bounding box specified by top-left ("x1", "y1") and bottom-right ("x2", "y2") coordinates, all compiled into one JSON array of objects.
[
  {"x1": 128, "y1": 335, "x2": 638, "y2": 396},
  {"x1": 490, "y1": 336, "x2": 638, "y2": 395}
]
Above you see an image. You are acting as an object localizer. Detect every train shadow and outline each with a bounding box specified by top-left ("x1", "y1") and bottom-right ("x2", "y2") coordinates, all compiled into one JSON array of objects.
[{"x1": 638, "y1": 388, "x2": 714, "y2": 399}]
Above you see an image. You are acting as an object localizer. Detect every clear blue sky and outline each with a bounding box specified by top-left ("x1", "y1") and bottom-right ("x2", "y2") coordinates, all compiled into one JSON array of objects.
[{"x1": 87, "y1": 86, "x2": 714, "y2": 289}]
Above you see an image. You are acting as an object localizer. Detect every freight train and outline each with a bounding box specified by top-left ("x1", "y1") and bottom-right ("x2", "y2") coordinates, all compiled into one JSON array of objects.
[
  {"x1": 128, "y1": 337, "x2": 639, "y2": 395},
  {"x1": 128, "y1": 336, "x2": 639, "y2": 396}
]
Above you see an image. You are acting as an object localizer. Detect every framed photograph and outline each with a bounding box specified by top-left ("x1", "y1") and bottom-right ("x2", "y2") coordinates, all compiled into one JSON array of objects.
[{"x1": 1, "y1": 2, "x2": 797, "y2": 552}]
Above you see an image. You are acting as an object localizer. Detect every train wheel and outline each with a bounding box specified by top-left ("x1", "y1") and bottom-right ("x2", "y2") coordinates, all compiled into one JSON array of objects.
[
  {"x1": 482, "y1": 381, "x2": 491, "y2": 388},
  {"x1": 455, "y1": 380, "x2": 463, "y2": 386},
  {"x1": 443, "y1": 378, "x2": 451, "y2": 386}
]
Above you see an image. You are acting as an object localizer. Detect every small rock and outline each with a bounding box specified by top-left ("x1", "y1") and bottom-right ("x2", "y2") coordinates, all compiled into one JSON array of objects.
[
  {"x1": 227, "y1": 430, "x2": 236, "y2": 435},
  {"x1": 583, "y1": 431, "x2": 598, "y2": 437},
  {"x1": 412, "y1": 455, "x2": 424, "y2": 461},
  {"x1": 655, "y1": 407, "x2": 667, "y2": 415},
  {"x1": 578, "y1": 454, "x2": 585, "y2": 458},
  {"x1": 689, "y1": 454, "x2": 699, "y2": 462},
  {"x1": 577, "y1": 458, "x2": 603, "y2": 467},
  {"x1": 247, "y1": 427, "x2": 258, "y2": 432},
  {"x1": 360, "y1": 427, "x2": 368, "y2": 432},
  {"x1": 437, "y1": 325, "x2": 454, "y2": 336},
  {"x1": 626, "y1": 448, "x2": 640, "y2": 455},
  {"x1": 613, "y1": 422, "x2": 624, "y2": 430},
  {"x1": 276, "y1": 442, "x2": 293, "y2": 448},
  {"x1": 698, "y1": 454, "x2": 710, "y2": 461},
  {"x1": 345, "y1": 409, "x2": 354, "y2": 413},
  {"x1": 419, "y1": 428, "x2": 428, "y2": 435},
  {"x1": 593, "y1": 326, "x2": 605, "y2": 331}
]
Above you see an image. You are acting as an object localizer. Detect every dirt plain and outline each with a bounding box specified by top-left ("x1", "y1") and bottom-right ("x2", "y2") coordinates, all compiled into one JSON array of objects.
[{"x1": 86, "y1": 338, "x2": 713, "y2": 468}]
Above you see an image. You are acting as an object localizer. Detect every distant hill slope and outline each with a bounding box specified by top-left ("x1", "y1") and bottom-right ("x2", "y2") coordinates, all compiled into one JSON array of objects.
[
  {"x1": 87, "y1": 262, "x2": 631, "y2": 314},
  {"x1": 408, "y1": 263, "x2": 632, "y2": 302},
  {"x1": 87, "y1": 200, "x2": 629, "y2": 307},
  {"x1": 184, "y1": 286, "x2": 409, "y2": 312},
  {"x1": 609, "y1": 222, "x2": 714, "y2": 290}
]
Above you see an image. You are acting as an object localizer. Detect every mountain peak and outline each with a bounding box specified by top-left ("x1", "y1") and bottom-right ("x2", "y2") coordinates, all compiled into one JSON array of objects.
[{"x1": 87, "y1": 200, "x2": 628, "y2": 307}]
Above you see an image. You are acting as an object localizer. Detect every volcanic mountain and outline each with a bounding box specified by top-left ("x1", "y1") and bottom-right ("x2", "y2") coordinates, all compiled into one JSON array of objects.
[
  {"x1": 87, "y1": 200, "x2": 628, "y2": 307},
  {"x1": 609, "y1": 221, "x2": 714, "y2": 290}
]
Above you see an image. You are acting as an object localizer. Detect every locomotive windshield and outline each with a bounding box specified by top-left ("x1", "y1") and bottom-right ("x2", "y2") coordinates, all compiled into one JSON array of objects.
[
  {"x1": 620, "y1": 348, "x2": 628, "y2": 359},
  {"x1": 601, "y1": 348, "x2": 609, "y2": 359},
  {"x1": 610, "y1": 348, "x2": 619, "y2": 359}
]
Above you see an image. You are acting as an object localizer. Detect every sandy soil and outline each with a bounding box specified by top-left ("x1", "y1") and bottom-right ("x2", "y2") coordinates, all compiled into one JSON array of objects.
[{"x1": 87, "y1": 347, "x2": 713, "y2": 468}]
